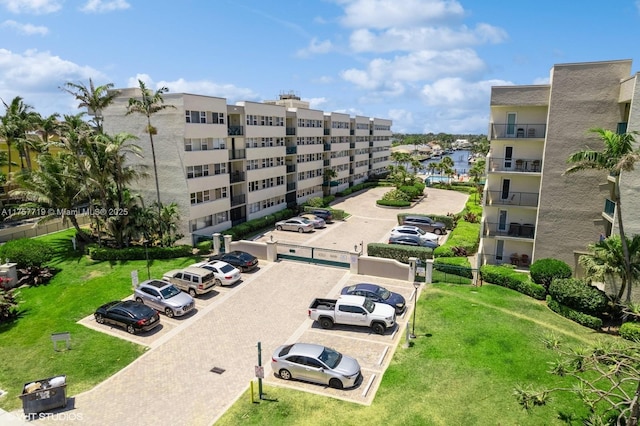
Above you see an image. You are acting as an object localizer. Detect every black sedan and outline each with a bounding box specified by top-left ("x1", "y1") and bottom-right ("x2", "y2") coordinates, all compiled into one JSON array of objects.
[
  {"x1": 94, "y1": 300, "x2": 160, "y2": 334},
  {"x1": 340, "y1": 283, "x2": 406, "y2": 314},
  {"x1": 209, "y1": 250, "x2": 259, "y2": 272}
]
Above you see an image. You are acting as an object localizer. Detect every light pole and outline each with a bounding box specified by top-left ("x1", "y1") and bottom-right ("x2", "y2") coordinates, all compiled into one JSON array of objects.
[
  {"x1": 410, "y1": 281, "x2": 420, "y2": 338},
  {"x1": 143, "y1": 239, "x2": 151, "y2": 280}
]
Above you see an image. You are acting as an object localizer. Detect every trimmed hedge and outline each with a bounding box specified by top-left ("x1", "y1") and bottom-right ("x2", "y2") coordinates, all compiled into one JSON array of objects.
[
  {"x1": 546, "y1": 295, "x2": 603, "y2": 330},
  {"x1": 0, "y1": 238, "x2": 54, "y2": 268},
  {"x1": 223, "y1": 208, "x2": 295, "y2": 240},
  {"x1": 479, "y1": 265, "x2": 546, "y2": 300},
  {"x1": 433, "y1": 221, "x2": 480, "y2": 257},
  {"x1": 196, "y1": 240, "x2": 212, "y2": 253},
  {"x1": 367, "y1": 242, "x2": 433, "y2": 264},
  {"x1": 89, "y1": 245, "x2": 193, "y2": 261},
  {"x1": 530, "y1": 258, "x2": 572, "y2": 289},
  {"x1": 434, "y1": 257, "x2": 473, "y2": 278},
  {"x1": 548, "y1": 278, "x2": 608, "y2": 317},
  {"x1": 620, "y1": 322, "x2": 640, "y2": 342},
  {"x1": 376, "y1": 199, "x2": 411, "y2": 207}
]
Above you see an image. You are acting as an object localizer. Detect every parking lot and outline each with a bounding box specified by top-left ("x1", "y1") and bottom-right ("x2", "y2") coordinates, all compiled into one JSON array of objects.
[{"x1": 36, "y1": 186, "x2": 468, "y2": 425}]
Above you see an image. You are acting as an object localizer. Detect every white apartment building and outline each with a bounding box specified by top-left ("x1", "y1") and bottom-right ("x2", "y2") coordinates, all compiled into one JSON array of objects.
[
  {"x1": 479, "y1": 59, "x2": 640, "y2": 273},
  {"x1": 103, "y1": 91, "x2": 392, "y2": 243}
]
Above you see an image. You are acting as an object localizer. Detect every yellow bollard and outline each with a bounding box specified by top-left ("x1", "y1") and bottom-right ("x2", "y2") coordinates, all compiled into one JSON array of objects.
[{"x1": 250, "y1": 380, "x2": 255, "y2": 404}]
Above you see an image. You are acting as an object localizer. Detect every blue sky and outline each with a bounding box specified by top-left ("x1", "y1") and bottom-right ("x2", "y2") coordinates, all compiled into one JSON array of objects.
[{"x1": 2, "y1": 0, "x2": 640, "y2": 134}]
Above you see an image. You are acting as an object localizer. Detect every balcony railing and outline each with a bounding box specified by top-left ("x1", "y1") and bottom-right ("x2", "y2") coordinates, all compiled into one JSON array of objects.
[
  {"x1": 485, "y1": 191, "x2": 539, "y2": 207},
  {"x1": 488, "y1": 157, "x2": 541, "y2": 173},
  {"x1": 324, "y1": 143, "x2": 331, "y2": 151},
  {"x1": 286, "y1": 127, "x2": 296, "y2": 136},
  {"x1": 230, "y1": 171, "x2": 245, "y2": 183},
  {"x1": 483, "y1": 222, "x2": 535, "y2": 239},
  {"x1": 479, "y1": 253, "x2": 531, "y2": 269},
  {"x1": 286, "y1": 164, "x2": 295, "y2": 173},
  {"x1": 490, "y1": 123, "x2": 546, "y2": 139},
  {"x1": 230, "y1": 194, "x2": 246, "y2": 207},
  {"x1": 323, "y1": 159, "x2": 330, "y2": 167},
  {"x1": 229, "y1": 149, "x2": 246, "y2": 160},
  {"x1": 604, "y1": 198, "x2": 616, "y2": 216},
  {"x1": 350, "y1": 142, "x2": 355, "y2": 149},
  {"x1": 286, "y1": 146, "x2": 297, "y2": 155},
  {"x1": 228, "y1": 125, "x2": 244, "y2": 136},
  {"x1": 286, "y1": 182, "x2": 296, "y2": 191}
]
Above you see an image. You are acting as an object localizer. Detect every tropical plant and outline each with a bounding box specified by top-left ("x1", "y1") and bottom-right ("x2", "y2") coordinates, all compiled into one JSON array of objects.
[
  {"x1": 60, "y1": 78, "x2": 119, "y2": 133},
  {"x1": 1, "y1": 96, "x2": 41, "y2": 172},
  {"x1": 565, "y1": 128, "x2": 640, "y2": 302},
  {"x1": 579, "y1": 235, "x2": 640, "y2": 302}
]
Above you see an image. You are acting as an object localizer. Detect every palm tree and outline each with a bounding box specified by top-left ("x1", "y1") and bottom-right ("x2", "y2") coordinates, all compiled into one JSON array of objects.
[
  {"x1": 36, "y1": 112, "x2": 62, "y2": 151},
  {"x1": 60, "y1": 79, "x2": 119, "y2": 133},
  {"x1": 579, "y1": 235, "x2": 640, "y2": 302},
  {"x1": 1, "y1": 96, "x2": 40, "y2": 172},
  {"x1": 565, "y1": 128, "x2": 640, "y2": 302},
  {"x1": 126, "y1": 79, "x2": 175, "y2": 244}
]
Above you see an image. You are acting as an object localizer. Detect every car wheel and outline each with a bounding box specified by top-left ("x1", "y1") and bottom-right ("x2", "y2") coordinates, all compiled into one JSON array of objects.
[
  {"x1": 165, "y1": 308, "x2": 175, "y2": 318},
  {"x1": 329, "y1": 378, "x2": 343, "y2": 389},
  {"x1": 135, "y1": 297, "x2": 143, "y2": 304},
  {"x1": 279, "y1": 369, "x2": 292, "y2": 380},
  {"x1": 215, "y1": 278, "x2": 222, "y2": 286},
  {"x1": 319, "y1": 318, "x2": 334, "y2": 329},
  {"x1": 188, "y1": 288, "x2": 197, "y2": 297},
  {"x1": 126, "y1": 324, "x2": 136, "y2": 334},
  {"x1": 435, "y1": 228, "x2": 443, "y2": 235},
  {"x1": 298, "y1": 227, "x2": 304, "y2": 233},
  {"x1": 372, "y1": 322, "x2": 385, "y2": 335},
  {"x1": 95, "y1": 313, "x2": 105, "y2": 324},
  {"x1": 276, "y1": 225, "x2": 283, "y2": 231}
]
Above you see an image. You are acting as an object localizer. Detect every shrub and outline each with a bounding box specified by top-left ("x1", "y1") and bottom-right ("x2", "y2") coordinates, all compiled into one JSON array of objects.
[
  {"x1": 307, "y1": 197, "x2": 324, "y2": 207},
  {"x1": 480, "y1": 265, "x2": 546, "y2": 300},
  {"x1": 434, "y1": 257, "x2": 473, "y2": 278},
  {"x1": 547, "y1": 278, "x2": 608, "y2": 317},
  {"x1": 620, "y1": 322, "x2": 640, "y2": 342},
  {"x1": 529, "y1": 258, "x2": 572, "y2": 289},
  {"x1": 89, "y1": 245, "x2": 193, "y2": 261},
  {"x1": 0, "y1": 238, "x2": 54, "y2": 269},
  {"x1": 224, "y1": 209, "x2": 295, "y2": 240},
  {"x1": 196, "y1": 240, "x2": 212, "y2": 253},
  {"x1": 546, "y1": 296, "x2": 603, "y2": 330},
  {"x1": 376, "y1": 199, "x2": 411, "y2": 207},
  {"x1": 0, "y1": 287, "x2": 19, "y2": 323},
  {"x1": 434, "y1": 221, "x2": 480, "y2": 257},
  {"x1": 382, "y1": 189, "x2": 411, "y2": 202},
  {"x1": 367, "y1": 242, "x2": 433, "y2": 264},
  {"x1": 399, "y1": 185, "x2": 423, "y2": 200}
]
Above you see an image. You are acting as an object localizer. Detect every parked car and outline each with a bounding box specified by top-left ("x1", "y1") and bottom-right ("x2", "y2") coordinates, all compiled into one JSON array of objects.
[
  {"x1": 340, "y1": 283, "x2": 406, "y2": 314},
  {"x1": 275, "y1": 217, "x2": 315, "y2": 233},
  {"x1": 299, "y1": 213, "x2": 326, "y2": 229},
  {"x1": 308, "y1": 295, "x2": 396, "y2": 335},
  {"x1": 271, "y1": 343, "x2": 361, "y2": 389},
  {"x1": 401, "y1": 215, "x2": 447, "y2": 234},
  {"x1": 134, "y1": 279, "x2": 195, "y2": 318},
  {"x1": 162, "y1": 266, "x2": 217, "y2": 296},
  {"x1": 388, "y1": 234, "x2": 439, "y2": 249},
  {"x1": 208, "y1": 250, "x2": 259, "y2": 272},
  {"x1": 390, "y1": 225, "x2": 439, "y2": 243},
  {"x1": 94, "y1": 300, "x2": 160, "y2": 334},
  {"x1": 190, "y1": 260, "x2": 241, "y2": 286},
  {"x1": 308, "y1": 209, "x2": 333, "y2": 223}
]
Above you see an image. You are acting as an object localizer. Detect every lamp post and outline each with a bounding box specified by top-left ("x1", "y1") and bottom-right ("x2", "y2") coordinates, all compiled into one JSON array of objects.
[
  {"x1": 143, "y1": 239, "x2": 151, "y2": 280},
  {"x1": 410, "y1": 281, "x2": 420, "y2": 338}
]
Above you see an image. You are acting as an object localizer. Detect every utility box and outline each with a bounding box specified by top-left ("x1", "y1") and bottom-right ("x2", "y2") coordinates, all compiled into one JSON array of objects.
[{"x1": 19, "y1": 375, "x2": 67, "y2": 416}]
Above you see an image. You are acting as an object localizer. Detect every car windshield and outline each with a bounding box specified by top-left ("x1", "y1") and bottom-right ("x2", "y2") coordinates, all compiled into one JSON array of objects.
[
  {"x1": 363, "y1": 298, "x2": 375, "y2": 313},
  {"x1": 319, "y1": 347, "x2": 342, "y2": 369},
  {"x1": 160, "y1": 285, "x2": 181, "y2": 299},
  {"x1": 219, "y1": 264, "x2": 234, "y2": 273},
  {"x1": 375, "y1": 287, "x2": 391, "y2": 300},
  {"x1": 415, "y1": 227, "x2": 427, "y2": 235},
  {"x1": 300, "y1": 218, "x2": 311, "y2": 224}
]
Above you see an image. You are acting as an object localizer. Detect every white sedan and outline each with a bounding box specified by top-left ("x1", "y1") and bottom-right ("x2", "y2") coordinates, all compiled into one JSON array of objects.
[
  {"x1": 389, "y1": 225, "x2": 440, "y2": 242},
  {"x1": 190, "y1": 260, "x2": 241, "y2": 286}
]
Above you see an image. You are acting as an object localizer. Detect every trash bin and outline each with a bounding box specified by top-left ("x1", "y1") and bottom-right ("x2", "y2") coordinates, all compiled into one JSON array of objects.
[{"x1": 19, "y1": 375, "x2": 67, "y2": 416}]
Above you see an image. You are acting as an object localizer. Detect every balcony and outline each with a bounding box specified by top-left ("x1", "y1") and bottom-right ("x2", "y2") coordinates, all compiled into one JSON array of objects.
[
  {"x1": 604, "y1": 198, "x2": 616, "y2": 216},
  {"x1": 286, "y1": 127, "x2": 296, "y2": 136},
  {"x1": 485, "y1": 191, "x2": 539, "y2": 207},
  {"x1": 489, "y1": 157, "x2": 541, "y2": 173},
  {"x1": 228, "y1": 125, "x2": 244, "y2": 136},
  {"x1": 286, "y1": 164, "x2": 295, "y2": 173},
  {"x1": 229, "y1": 149, "x2": 246, "y2": 160},
  {"x1": 490, "y1": 123, "x2": 546, "y2": 139},
  {"x1": 231, "y1": 194, "x2": 246, "y2": 207},
  {"x1": 324, "y1": 143, "x2": 331, "y2": 151},
  {"x1": 230, "y1": 171, "x2": 245, "y2": 183},
  {"x1": 479, "y1": 253, "x2": 531, "y2": 269},
  {"x1": 484, "y1": 221, "x2": 535, "y2": 239},
  {"x1": 350, "y1": 142, "x2": 355, "y2": 149},
  {"x1": 286, "y1": 182, "x2": 296, "y2": 191},
  {"x1": 286, "y1": 146, "x2": 297, "y2": 155}
]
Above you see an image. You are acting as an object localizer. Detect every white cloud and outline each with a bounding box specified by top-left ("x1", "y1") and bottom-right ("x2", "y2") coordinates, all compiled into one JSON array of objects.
[
  {"x1": 336, "y1": 0, "x2": 464, "y2": 29},
  {"x1": 126, "y1": 75, "x2": 260, "y2": 103},
  {"x1": 349, "y1": 23, "x2": 507, "y2": 53},
  {"x1": 0, "y1": 0, "x2": 62, "y2": 14},
  {"x1": 296, "y1": 38, "x2": 333, "y2": 57},
  {"x1": 305, "y1": 97, "x2": 328, "y2": 109},
  {"x1": 420, "y1": 77, "x2": 511, "y2": 107},
  {"x1": 1, "y1": 19, "x2": 48, "y2": 35},
  {"x1": 80, "y1": 0, "x2": 130, "y2": 13},
  {"x1": 341, "y1": 48, "x2": 486, "y2": 90}
]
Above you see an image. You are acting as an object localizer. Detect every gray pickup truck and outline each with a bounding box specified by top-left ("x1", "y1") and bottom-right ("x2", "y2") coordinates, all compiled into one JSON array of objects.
[{"x1": 308, "y1": 295, "x2": 396, "y2": 335}]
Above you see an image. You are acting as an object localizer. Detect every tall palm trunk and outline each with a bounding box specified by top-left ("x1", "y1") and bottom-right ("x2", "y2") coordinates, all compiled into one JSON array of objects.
[
  {"x1": 614, "y1": 175, "x2": 633, "y2": 302},
  {"x1": 146, "y1": 117, "x2": 163, "y2": 245}
]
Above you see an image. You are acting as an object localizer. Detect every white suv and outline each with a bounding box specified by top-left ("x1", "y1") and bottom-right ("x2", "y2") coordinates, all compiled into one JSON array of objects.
[{"x1": 390, "y1": 225, "x2": 440, "y2": 243}]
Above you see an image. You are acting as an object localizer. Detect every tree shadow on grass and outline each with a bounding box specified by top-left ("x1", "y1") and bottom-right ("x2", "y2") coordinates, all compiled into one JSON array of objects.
[{"x1": 47, "y1": 236, "x2": 86, "y2": 264}]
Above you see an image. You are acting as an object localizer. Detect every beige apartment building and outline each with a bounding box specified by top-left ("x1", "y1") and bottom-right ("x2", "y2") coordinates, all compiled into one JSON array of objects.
[
  {"x1": 479, "y1": 59, "x2": 640, "y2": 273},
  {"x1": 102, "y1": 91, "x2": 391, "y2": 243}
]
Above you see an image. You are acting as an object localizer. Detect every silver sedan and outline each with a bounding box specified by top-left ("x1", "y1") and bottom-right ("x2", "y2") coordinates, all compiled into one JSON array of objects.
[
  {"x1": 275, "y1": 217, "x2": 315, "y2": 233},
  {"x1": 271, "y1": 343, "x2": 361, "y2": 389}
]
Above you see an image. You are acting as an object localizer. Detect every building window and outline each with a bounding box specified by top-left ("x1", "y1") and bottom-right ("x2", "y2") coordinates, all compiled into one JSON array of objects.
[{"x1": 187, "y1": 165, "x2": 209, "y2": 179}]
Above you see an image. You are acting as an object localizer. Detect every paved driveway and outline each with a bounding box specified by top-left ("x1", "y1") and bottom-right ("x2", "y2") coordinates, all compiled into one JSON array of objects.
[{"x1": 26, "y1": 187, "x2": 468, "y2": 426}]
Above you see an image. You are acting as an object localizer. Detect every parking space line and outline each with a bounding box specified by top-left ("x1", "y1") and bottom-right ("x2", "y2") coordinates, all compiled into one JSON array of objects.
[
  {"x1": 377, "y1": 346, "x2": 389, "y2": 366},
  {"x1": 361, "y1": 374, "x2": 376, "y2": 398},
  {"x1": 306, "y1": 327, "x2": 398, "y2": 343}
]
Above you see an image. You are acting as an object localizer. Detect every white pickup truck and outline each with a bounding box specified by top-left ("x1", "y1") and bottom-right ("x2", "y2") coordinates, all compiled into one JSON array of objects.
[{"x1": 308, "y1": 295, "x2": 396, "y2": 335}]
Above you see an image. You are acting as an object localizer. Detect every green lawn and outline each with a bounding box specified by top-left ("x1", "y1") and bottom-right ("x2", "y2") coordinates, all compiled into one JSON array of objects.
[
  {"x1": 0, "y1": 229, "x2": 200, "y2": 411},
  {"x1": 216, "y1": 283, "x2": 615, "y2": 426}
]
